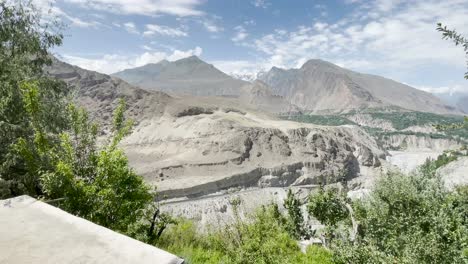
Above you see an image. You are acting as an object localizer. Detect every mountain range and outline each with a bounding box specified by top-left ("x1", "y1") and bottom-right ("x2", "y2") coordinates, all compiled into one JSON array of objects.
[
  {"x1": 113, "y1": 56, "x2": 461, "y2": 115},
  {"x1": 257, "y1": 59, "x2": 460, "y2": 115},
  {"x1": 47, "y1": 57, "x2": 386, "y2": 199}
]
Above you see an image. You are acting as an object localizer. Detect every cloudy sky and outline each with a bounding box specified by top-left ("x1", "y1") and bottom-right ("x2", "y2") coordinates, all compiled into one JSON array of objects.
[{"x1": 34, "y1": 0, "x2": 468, "y2": 95}]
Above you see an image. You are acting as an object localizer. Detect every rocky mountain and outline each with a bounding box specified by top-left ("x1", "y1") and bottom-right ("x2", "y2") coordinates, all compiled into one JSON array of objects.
[
  {"x1": 238, "y1": 80, "x2": 300, "y2": 114},
  {"x1": 112, "y1": 56, "x2": 247, "y2": 97},
  {"x1": 258, "y1": 59, "x2": 461, "y2": 115},
  {"x1": 46, "y1": 57, "x2": 171, "y2": 129},
  {"x1": 456, "y1": 95, "x2": 468, "y2": 113},
  {"x1": 47, "y1": 57, "x2": 387, "y2": 201}
]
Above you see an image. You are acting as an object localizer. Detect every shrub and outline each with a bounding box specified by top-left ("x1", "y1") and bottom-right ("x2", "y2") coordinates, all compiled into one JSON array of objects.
[
  {"x1": 329, "y1": 170, "x2": 468, "y2": 263},
  {"x1": 157, "y1": 204, "x2": 334, "y2": 264}
]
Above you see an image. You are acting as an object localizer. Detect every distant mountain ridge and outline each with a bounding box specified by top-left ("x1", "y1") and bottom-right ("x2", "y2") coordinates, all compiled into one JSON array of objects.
[
  {"x1": 112, "y1": 56, "x2": 247, "y2": 97},
  {"x1": 113, "y1": 56, "x2": 462, "y2": 115},
  {"x1": 258, "y1": 59, "x2": 462, "y2": 115}
]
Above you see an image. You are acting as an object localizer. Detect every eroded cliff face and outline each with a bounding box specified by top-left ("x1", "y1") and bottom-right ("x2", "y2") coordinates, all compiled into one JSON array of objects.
[
  {"x1": 122, "y1": 104, "x2": 385, "y2": 199},
  {"x1": 380, "y1": 134, "x2": 462, "y2": 151}
]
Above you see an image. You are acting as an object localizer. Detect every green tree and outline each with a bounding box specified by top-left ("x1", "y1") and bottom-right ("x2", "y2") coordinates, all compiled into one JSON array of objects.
[
  {"x1": 35, "y1": 99, "x2": 152, "y2": 232},
  {"x1": 283, "y1": 189, "x2": 307, "y2": 239},
  {"x1": 308, "y1": 186, "x2": 349, "y2": 229},
  {"x1": 0, "y1": 1, "x2": 67, "y2": 198},
  {"x1": 330, "y1": 169, "x2": 468, "y2": 263}
]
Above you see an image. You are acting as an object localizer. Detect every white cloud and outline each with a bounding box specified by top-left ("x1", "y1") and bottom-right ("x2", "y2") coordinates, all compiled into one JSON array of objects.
[
  {"x1": 30, "y1": 0, "x2": 101, "y2": 28},
  {"x1": 64, "y1": 0, "x2": 204, "y2": 17},
  {"x1": 247, "y1": 0, "x2": 468, "y2": 84},
  {"x1": 252, "y1": 0, "x2": 269, "y2": 8},
  {"x1": 65, "y1": 15, "x2": 100, "y2": 28},
  {"x1": 415, "y1": 84, "x2": 468, "y2": 95},
  {"x1": 124, "y1": 22, "x2": 139, "y2": 34},
  {"x1": 142, "y1": 45, "x2": 153, "y2": 51},
  {"x1": 167, "y1": 46, "x2": 202, "y2": 61},
  {"x1": 62, "y1": 46, "x2": 203, "y2": 74},
  {"x1": 232, "y1": 26, "x2": 248, "y2": 42},
  {"x1": 202, "y1": 20, "x2": 224, "y2": 33},
  {"x1": 143, "y1": 24, "x2": 187, "y2": 37}
]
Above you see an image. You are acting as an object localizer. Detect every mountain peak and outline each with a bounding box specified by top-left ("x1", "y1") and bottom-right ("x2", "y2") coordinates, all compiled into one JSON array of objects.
[
  {"x1": 112, "y1": 55, "x2": 247, "y2": 97},
  {"x1": 176, "y1": 55, "x2": 204, "y2": 64},
  {"x1": 158, "y1": 59, "x2": 170, "y2": 65},
  {"x1": 258, "y1": 58, "x2": 461, "y2": 115},
  {"x1": 301, "y1": 59, "x2": 341, "y2": 70}
]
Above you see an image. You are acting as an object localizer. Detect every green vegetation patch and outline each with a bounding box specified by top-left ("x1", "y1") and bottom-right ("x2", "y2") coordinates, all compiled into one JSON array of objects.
[
  {"x1": 284, "y1": 114, "x2": 356, "y2": 126},
  {"x1": 367, "y1": 111, "x2": 464, "y2": 130},
  {"x1": 157, "y1": 206, "x2": 333, "y2": 264}
]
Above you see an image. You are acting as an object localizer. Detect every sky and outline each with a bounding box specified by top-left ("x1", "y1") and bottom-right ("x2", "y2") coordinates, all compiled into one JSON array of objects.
[{"x1": 31, "y1": 0, "x2": 468, "y2": 96}]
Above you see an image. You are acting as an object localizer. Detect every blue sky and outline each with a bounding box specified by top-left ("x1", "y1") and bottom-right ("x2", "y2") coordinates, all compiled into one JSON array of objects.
[{"x1": 33, "y1": 0, "x2": 468, "y2": 95}]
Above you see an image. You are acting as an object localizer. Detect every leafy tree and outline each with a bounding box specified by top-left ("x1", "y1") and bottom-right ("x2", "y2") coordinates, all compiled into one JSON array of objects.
[
  {"x1": 329, "y1": 169, "x2": 468, "y2": 263},
  {"x1": 0, "y1": 0, "x2": 67, "y2": 198},
  {"x1": 33, "y1": 99, "x2": 152, "y2": 232},
  {"x1": 128, "y1": 197, "x2": 177, "y2": 244},
  {"x1": 308, "y1": 186, "x2": 349, "y2": 229},
  {"x1": 283, "y1": 189, "x2": 307, "y2": 239}
]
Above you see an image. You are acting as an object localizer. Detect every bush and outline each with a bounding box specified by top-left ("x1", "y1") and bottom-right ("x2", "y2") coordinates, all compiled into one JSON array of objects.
[
  {"x1": 157, "y1": 204, "x2": 333, "y2": 264},
  {"x1": 321, "y1": 169, "x2": 468, "y2": 264}
]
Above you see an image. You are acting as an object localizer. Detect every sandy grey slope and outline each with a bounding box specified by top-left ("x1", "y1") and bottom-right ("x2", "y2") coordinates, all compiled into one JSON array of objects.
[
  {"x1": 258, "y1": 59, "x2": 461, "y2": 115},
  {"x1": 238, "y1": 80, "x2": 300, "y2": 114},
  {"x1": 113, "y1": 56, "x2": 247, "y2": 97}
]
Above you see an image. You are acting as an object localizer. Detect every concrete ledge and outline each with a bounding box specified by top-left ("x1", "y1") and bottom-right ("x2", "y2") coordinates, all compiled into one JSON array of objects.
[{"x1": 0, "y1": 195, "x2": 184, "y2": 264}]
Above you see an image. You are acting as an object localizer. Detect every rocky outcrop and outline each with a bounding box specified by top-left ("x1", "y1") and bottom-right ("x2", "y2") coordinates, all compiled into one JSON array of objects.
[
  {"x1": 437, "y1": 157, "x2": 468, "y2": 189},
  {"x1": 238, "y1": 80, "x2": 300, "y2": 114},
  {"x1": 379, "y1": 134, "x2": 462, "y2": 151},
  {"x1": 347, "y1": 114, "x2": 395, "y2": 131},
  {"x1": 123, "y1": 107, "x2": 385, "y2": 199}
]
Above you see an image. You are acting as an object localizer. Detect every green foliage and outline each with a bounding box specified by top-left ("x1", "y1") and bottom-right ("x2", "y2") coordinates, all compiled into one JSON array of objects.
[
  {"x1": 308, "y1": 187, "x2": 349, "y2": 228},
  {"x1": 37, "y1": 100, "x2": 153, "y2": 232},
  {"x1": 437, "y1": 23, "x2": 468, "y2": 79},
  {"x1": 13, "y1": 82, "x2": 159, "y2": 234},
  {"x1": 283, "y1": 189, "x2": 307, "y2": 239},
  {"x1": 0, "y1": 0, "x2": 173, "y2": 248},
  {"x1": 329, "y1": 169, "x2": 468, "y2": 263},
  {"x1": 157, "y1": 206, "x2": 333, "y2": 264},
  {"x1": 284, "y1": 114, "x2": 356, "y2": 126},
  {"x1": 368, "y1": 111, "x2": 464, "y2": 130},
  {"x1": 420, "y1": 150, "x2": 466, "y2": 175},
  {"x1": 0, "y1": 1, "x2": 67, "y2": 198},
  {"x1": 287, "y1": 112, "x2": 468, "y2": 143},
  {"x1": 303, "y1": 245, "x2": 333, "y2": 264},
  {"x1": 127, "y1": 201, "x2": 177, "y2": 244}
]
